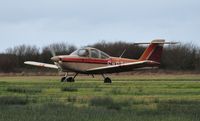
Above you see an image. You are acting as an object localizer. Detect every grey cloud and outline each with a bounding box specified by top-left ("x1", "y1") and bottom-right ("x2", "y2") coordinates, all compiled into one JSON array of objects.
[{"x1": 0, "y1": 0, "x2": 200, "y2": 51}]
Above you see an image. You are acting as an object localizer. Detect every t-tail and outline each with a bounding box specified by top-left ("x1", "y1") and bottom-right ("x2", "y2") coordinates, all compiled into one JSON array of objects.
[{"x1": 139, "y1": 39, "x2": 166, "y2": 63}]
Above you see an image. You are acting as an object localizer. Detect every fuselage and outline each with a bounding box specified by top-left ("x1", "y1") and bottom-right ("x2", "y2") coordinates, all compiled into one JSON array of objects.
[
  {"x1": 51, "y1": 47, "x2": 160, "y2": 74},
  {"x1": 55, "y1": 55, "x2": 153, "y2": 73}
]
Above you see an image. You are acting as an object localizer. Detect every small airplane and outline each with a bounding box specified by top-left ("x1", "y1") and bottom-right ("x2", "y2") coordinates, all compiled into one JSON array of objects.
[{"x1": 24, "y1": 39, "x2": 177, "y2": 83}]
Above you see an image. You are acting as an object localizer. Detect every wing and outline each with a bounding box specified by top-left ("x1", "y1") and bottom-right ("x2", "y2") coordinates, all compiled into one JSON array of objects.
[
  {"x1": 24, "y1": 61, "x2": 58, "y2": 69},
  {"x1": 86, "y1": 60, "x2": 159, "y2": 74}
]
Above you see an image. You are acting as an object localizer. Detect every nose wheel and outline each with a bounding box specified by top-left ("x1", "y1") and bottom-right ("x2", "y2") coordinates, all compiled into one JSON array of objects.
[
  {"x1": 61, "y1": 77, "x2": 75, "y2": 82},
  {"x1": 61, "y1": 77, "x2": 66, "y2": 82},
  {"x1": 61, "y1": 73, "x2": 78, "y2": 82}
]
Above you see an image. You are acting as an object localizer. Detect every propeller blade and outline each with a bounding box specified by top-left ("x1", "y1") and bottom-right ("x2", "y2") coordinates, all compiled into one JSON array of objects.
[{"x1": 49, "y1": 48, "x2": 56, "y2": 57}]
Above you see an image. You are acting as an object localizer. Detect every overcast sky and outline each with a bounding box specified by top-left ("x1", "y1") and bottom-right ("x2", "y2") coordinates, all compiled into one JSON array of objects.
[{"x1": 0, "y1": 0, "x2": 200, "y2": 52}]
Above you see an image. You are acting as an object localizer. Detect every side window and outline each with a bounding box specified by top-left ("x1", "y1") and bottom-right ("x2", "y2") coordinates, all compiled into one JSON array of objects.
[
  {"x1": 91, "y1": 49, "x2": 99, "y2": 58},
  {"x1": 78, "y1": 49, "x2": 89, "y2": 57},
  {"x1": 100, "y1": 52, "x2": 109, "y2": 59}
]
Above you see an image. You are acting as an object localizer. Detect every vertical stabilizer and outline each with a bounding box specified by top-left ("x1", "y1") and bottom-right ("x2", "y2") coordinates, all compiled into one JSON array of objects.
[{"x1": 139, "y1": 39, "x2": 165, "y2": 62}]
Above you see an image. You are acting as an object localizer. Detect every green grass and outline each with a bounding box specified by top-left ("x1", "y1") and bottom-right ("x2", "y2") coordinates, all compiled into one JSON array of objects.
[
  {"x1": 0, "y1": 74, "x2": 200, "y2": 121},
  {"x1": 0, "y1": 96, "x2": 28, "y2": 105},
  {"x1": 89, "y1": 96, "x2": 132, "y2": 110},
  {"x1": 6, "y1": 87, "x2": 42, "y2": 94}
]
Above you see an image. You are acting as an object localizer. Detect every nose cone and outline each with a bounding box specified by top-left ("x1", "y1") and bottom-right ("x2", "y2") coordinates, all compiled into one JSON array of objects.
[{"x1": 51, "y1": 56, "x2": 60, "y2": 62}]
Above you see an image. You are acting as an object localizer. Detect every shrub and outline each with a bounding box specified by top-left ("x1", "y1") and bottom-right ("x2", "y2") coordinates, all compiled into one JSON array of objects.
[
  {"x1": 61, "y1": 87, "x2": 78, "y2": 92},
  {"x1": 0, "y1": 96, "x2": 28, "y2": 105},
  {"x1": 110, "y1": 88, "x2": 123, "y2": 95},
  {"x1": 93, "y1": 87, "x2": 102, "y2": 92},
  {"x1": 90, "y1": 97, "x2": 113, "y2": 107},
  {"x1": 90, "y1": 97, "x2": 131, "y2": 110},
  {"x1": 67, "y1": 95, "x2": 77, "y2": 103}
]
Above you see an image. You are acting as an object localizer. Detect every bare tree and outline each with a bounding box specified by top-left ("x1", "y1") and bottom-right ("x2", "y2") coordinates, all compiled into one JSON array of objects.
[
  {"x1": 90, "y1": 41, "x2": 145, "y2": 59},
  {"x1": 1, "y1": 41, "x2": 200, "y2": 73},
  {"x1": 5, "y1": 45, "x2": 40, "y2": 68},
  {"x1": 0, "y1": 54, "x2": 17, "y2": 72}
]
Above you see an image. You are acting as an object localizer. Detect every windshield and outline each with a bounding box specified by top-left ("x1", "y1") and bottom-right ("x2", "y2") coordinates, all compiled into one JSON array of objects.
[
  {"x1": 100, "y1": 51, "x2": 110, "y2": 59},
  {"x1": 70, "y1": 49, "x2": 89, "y2": 57},
  {"x1": 70, "y1": 50, "x2": 78, "y2": 55},
  {"x1": 70, "y1": 48, "x2": 110, "y2": 59},
  {"x1": 78, "y1": 49, "x2": 89, "y2": 57}
]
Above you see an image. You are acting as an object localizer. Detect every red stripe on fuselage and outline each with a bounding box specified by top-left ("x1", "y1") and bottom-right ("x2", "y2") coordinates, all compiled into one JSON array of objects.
[{"x1": 61, "y1": 58, "x2": 109, "y2": 64}]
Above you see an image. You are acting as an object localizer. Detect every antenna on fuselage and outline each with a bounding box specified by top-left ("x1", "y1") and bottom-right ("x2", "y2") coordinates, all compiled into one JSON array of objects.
[{"x1": 119, "y1": 49, "x2": 126, "y2": 58}]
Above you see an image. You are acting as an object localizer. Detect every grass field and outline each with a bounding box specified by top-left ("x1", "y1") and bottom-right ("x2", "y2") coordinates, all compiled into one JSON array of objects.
[{"x1": 0, "y1": 74, "x2": 200, "y2": 121}]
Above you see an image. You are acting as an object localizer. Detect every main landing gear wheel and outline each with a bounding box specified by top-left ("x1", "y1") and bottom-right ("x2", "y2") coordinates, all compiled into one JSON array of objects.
[
  {"x1": 60, "y1": 73, "x2": 78, "y2": 83},
  {"x1": 101, "y1": 74, "x2": 112, "y2": 83},
  {"x1": 61, "y1": 77, "x2": 75, "y2": 82},
  {"x1": 104, "y1": 77, "x2": 112, "y2": 83},
  {"x1": 61, "y1": 77, "x2": 66, "y2": 82},
  {"x1": 65, "y1": 77, "x2": 75, "y2": 82}
]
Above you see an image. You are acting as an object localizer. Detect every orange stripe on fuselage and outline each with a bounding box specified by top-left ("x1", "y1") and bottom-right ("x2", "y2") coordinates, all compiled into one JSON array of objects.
[
  {"x1": 61, "y1": 57, "x2": 109, "y2": 64},
  {"x1": 61, "y1": 57, "x2": 140, "y2": 65},
  {"x1": 110, "y1": 57, "x2": 139, "y2": 63}
]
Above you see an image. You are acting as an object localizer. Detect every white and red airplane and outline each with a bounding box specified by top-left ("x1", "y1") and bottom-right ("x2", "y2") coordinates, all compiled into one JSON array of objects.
[{"x1": 24, "y1": 39, "x2": 177, "y2": 83}]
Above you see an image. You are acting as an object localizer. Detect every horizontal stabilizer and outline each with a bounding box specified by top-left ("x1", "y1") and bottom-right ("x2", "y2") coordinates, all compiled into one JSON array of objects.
[
  {"x1": 24, "y1": 61, "x2": 58, "y2": 69},
  {"x1": 134, "y1": 39, "x2": 179, "y2": 45}
]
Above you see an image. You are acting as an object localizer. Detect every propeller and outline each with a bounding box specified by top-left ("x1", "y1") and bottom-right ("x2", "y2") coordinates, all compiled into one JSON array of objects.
[
  {"x1": 49, "y1": 47, "x2": 59, "y2": 62},
  {"x1": 49, "y1": 48, "x2": 63, "y2": 75},
  {"x1": 50, "y1": 47, "x2": 56, "y2": 57}
]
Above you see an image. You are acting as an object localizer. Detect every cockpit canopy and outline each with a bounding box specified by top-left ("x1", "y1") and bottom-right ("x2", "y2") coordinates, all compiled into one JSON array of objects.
[{"x1": 70, "y1": 47, "x2": 110, "y2": 59}]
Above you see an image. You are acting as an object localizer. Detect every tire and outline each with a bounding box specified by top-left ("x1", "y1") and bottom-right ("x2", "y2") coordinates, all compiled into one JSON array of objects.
[
  {"x1": 104, "y1": 77, "x2": 112, "y2": 83},
  {"x1": 66, "y1": 77, "x2": 75, "y2": 82},
  {"x1": 61, "y1": 77, "x2": 66, "y2": 82}
]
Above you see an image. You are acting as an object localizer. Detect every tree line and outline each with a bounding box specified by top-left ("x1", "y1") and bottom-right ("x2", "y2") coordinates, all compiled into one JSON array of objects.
[{"x1": 0, "y1": 41, "x2": 200, "y2": 72}]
